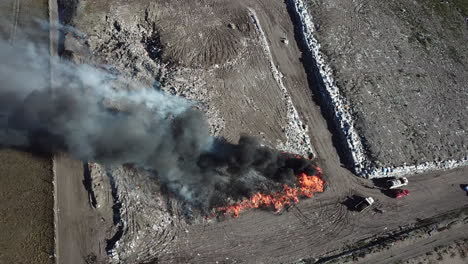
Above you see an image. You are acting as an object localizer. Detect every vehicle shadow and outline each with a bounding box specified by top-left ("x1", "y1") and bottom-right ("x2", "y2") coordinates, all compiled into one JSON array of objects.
[
  {"x1": 341, "y1": 195, "x2": 364, "y2": 211},
  {"x1": 371, "y1": 178, "x2": 396, "y2": 198},
  {"x1": 459, "y1": 184, "x2": 468, "y2": 196},
  {"x1": 371, "y1": 178, "x2": 392, "y2": 189},
  {"x1": 380, "y1": 189, "x2": 396, "y2": 198}
]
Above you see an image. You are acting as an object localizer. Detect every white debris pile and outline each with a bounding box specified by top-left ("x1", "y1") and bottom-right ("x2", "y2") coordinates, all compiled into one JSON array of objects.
[
  {"x1": 162, "y1": 66, "x2": 226, "y2": 137},
  {"x1": 107, "y1": 166, "x2": 186, "y2": 264}
]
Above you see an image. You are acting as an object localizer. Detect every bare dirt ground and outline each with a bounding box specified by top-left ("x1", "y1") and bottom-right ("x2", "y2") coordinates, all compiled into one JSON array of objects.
[
  {"x1": 0, "y1": 149, "x2": 54, "y2": 264},
  {"x1": 303, "y1": 0, "x2": 468, "y2": 173},
  {"x1": 403, "y1": 238, "x2": 468, "y2": 264},
  {"x1": 315, "y1": 206, "x2": 468, "y2": 264},
  {"x1": 358, "y1": 225, "x2": 468, "y2": 264},
  {"x1": 0, "y1": 1, "x2": 54, "y2": 263},
  {"x1": 52, "y1": 0, "x2": 468, "y2": 263},
  {"x1": 54, "y1": 154, "x2": 114, "y2": 264}
]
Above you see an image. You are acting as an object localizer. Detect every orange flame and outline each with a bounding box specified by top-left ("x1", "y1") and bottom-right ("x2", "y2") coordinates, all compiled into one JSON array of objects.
[{"x1": 217, "y1": 166, "x2": 325, "y2": 218}]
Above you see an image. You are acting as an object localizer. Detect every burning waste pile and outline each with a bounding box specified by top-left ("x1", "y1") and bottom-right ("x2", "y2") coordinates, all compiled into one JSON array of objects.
[
  {"x1": 0, "y1": 34, "x2": 325, "y2": 218},
  {"x1": 216, "y1": 164, "x2": 325, "y2": 218}
]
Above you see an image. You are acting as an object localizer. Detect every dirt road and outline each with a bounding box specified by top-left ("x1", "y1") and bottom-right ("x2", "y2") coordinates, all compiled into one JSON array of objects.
[
  {"x1": 54, "y1": 154, "x2": 112, "y2": 264},
  {"x1": 360, "y1": 223, "x2": 468, "y2": 264}
]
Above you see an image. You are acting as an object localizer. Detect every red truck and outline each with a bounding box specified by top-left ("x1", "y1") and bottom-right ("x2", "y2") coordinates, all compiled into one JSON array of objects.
[{"x1": 392, "y1": 189, "x2": 410, "y2": 198}]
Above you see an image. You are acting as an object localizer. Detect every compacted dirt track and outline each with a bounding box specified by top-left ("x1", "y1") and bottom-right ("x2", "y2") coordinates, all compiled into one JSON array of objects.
[
  {"x1": 359, "y1": 225, "x2": 468, "y2": 264},
  {"x1": 54, "y1": 154, "x2": 113, "y2": 264}
]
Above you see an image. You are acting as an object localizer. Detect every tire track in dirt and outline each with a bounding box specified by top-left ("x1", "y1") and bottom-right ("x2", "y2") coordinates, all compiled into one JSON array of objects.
[
  {"x1": 107, "y1": 166, "x2": 189, "y2": 263},
  {"x1": 10, "y1": 0, "x2": 20, "y2": 43}
]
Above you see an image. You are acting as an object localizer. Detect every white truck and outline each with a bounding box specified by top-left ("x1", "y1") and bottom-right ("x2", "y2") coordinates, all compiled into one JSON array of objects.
[
  {"x1": 354, "y1": 197, "x2": 375, "y2": 212},
  {"x1": 386, "y1": 177, "x2": 409, "y2": 189}
]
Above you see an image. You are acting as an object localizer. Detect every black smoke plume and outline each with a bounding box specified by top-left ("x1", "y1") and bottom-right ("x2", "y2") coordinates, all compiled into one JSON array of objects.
[{"x1": 0, "y1": 33, "x2": 317, "y2": 207}]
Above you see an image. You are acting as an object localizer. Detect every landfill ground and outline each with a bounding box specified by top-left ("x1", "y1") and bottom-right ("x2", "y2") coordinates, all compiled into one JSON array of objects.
[
  {"x1": 54, "y1": 0, "x2": 468, "y2": 263},
  {"x1": 303, "y1": 0, "x2": 468, "y2": 175},
  {"x1": 1, "y1": 0, "x2": 467, "y2": 264}
]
